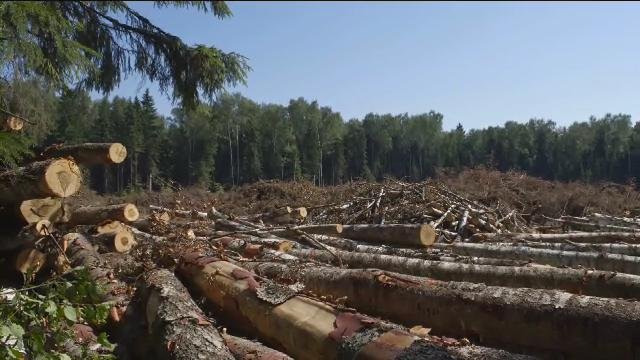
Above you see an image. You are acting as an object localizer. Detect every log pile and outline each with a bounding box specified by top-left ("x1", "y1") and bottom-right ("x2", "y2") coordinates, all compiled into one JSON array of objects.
[{"x1": 4, "y1": 160, "x2": 640, "y2": 359}]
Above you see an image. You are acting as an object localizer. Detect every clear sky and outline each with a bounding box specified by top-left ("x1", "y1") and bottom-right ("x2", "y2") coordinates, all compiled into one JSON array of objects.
[{"x1": 108, "y1": 1, "x2": 640, "y2": 130}]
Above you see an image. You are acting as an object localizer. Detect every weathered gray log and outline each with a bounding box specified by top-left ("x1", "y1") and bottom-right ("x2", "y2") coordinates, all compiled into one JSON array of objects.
[
  {"x1": 41, "y1": 143, "x2": 127, "y2": 165},
  {"x1": 288, "y1": 248, "x2": 640, "y2": 299},
  {"x1": 471, "y1": 232, "x2": 640, "y2": 244},
  {"x1": 138, "y1": 268, "x2": 234, "y2": 360},
  {"x1": 248, "y1": 262, "x2": 640, "y2": 358},
  {"x1": 433, "y1": 242, "x2": 640, "y2": 274},
  {"x1": 0, "y1": 159, "x2": 82, "y2": 204},
  {"x1": 510, "y1": 242, "x2": 640, "y2": 257}
]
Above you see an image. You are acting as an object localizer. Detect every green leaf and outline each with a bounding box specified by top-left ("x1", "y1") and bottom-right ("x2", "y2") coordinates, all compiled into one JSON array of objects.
[
  {"x1": 8, "y1": 322, "x2": 24, "y2": 338},
  {"x1": 62, "y1": 306, "x2": 77, "y2": 322},
  {"x1": 45, "y1": 300, "x2": 57, "y2": 315},
  {"x1": 58, "y1": 354, "x2": 72, "y2": 360},
  {"x1": 97, "y1": 332, "x2": 115, "y2": 350}
]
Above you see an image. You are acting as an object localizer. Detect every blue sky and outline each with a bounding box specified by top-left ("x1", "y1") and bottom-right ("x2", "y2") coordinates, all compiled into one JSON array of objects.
[{"x1": 107, "y1": 1, "x2": 640, "y2": 130}]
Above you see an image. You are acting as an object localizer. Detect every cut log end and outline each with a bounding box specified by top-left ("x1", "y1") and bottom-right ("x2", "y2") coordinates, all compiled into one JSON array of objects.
[
  {"x1": 114, "y1": 231, "x2": 135, "y2": 253},
  {"x1": 295, "y1": 207, "x2": 308, "y2": 219},
  {"x1": 4, "y1": 116, "x2": 24, "y2": 132},
  {"x1": 108, "y1": 143, "x2": 127, "y2": 164},
  {"x1": 15, "y1": 248, "x2": 46, "y2": 275},
  {"x1": 420, "y1": 224, "x2": 437, "y2": 246},
  {"x1": 35, "y1": 219, "x2": 52, "y2": 236},
  {"x1": 123, "y1": 203, "x2": 140, "y2": 222},
  {"x1": 44, "y1": 159, "x2": 82, "y2": 198}
]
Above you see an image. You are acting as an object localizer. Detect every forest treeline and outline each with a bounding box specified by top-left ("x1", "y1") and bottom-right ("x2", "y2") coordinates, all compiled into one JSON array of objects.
[{"x1": 10, "y1": 80, "x2": 640, "y2": 193}]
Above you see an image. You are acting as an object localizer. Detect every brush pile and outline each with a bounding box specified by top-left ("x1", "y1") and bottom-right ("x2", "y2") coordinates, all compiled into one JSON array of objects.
[{"x1": 1, "y1": 144, "x2": 640, "y2": 359}]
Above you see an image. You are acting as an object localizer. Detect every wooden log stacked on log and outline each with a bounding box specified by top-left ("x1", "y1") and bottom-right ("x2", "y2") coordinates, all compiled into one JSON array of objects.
[
  {"x1": 247, "y1": 262, "x2": 640, "y2": 358},
  {"x1": 69, "y1": 203, "x2": 140, "y2": 226},
  {"x1": 177, "y1": 253, "x2": 533, "y2": 360},
  {"x1": 40, "y1": 143, "x2": 127, "y2": 165}
]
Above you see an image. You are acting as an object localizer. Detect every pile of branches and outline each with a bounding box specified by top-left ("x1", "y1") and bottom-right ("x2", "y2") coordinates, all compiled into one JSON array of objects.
[{"x1": 2, "y1": 142, "x2": 640, "y2": 359}]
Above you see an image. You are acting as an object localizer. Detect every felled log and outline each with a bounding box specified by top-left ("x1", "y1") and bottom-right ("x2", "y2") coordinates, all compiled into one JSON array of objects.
[
  {"x1": 96, "y1": 220, "x2": 125, "y2": 234},
  {"x1": 221, "y1": 333, "x2": 293, "y2": 360},
  {"x1": 0, "y1": 159, "x2": 82, "y2": 204},
  {"x1": 0, "y1": 219, "x2": 53, "y2": 251},
  {"x1": 471, "y1": 231, "x2": 640, "y2": 244},
  {"x1": 149, "y1": 205, "x2": 208, "y2": 220},
  {"x1": 69, "y1": 203, "x2": 140, "y2": 225},
  {"x1": 14, "y1": 247, "x2": 47, "y2": 277},
  {"x1": 288, "y1": 248, "x2": 640, "y2": 299},
  {"x1": 92, "y1": 230, "x2": 135, "y2": 253},
  {"x1": 434, "y1": 242, "x2": 640, "y2": 274},
  {"x1": 339, "y1": 224, "x2": 436, "y2": 247},
  {"x1": 40, "y1": 143, "x2": 127, "y2": 165},
  {"x1": 177, "y1": 254, "x2": 506, "y2": 360},
  {"x1": 138, "y1": 268, "x2": 234, "y2": 360},
  {"x1": 0, "y1": 198, "x2": 69, "y2": 231},
  {"x1": 513, "y1": 242, "x2": 640, "y2": 257},
  {"x1": 130, "y1": 212, "x2": 170, "y2": 233},
  {"x1": 3, "y1": 116, "x2": 24, "y2": 132},
  {"x1": 312, "y1": 235, "x2": 527, "y2": 266},
  {"x1": 249, "y1": 262, "x2": 640, "y2": 358},
  {"x1": 64, "y1": 233, "x2": 129, "y2": 320}
]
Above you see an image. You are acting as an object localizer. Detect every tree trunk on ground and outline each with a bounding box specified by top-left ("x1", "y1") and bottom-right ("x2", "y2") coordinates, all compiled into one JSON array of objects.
[
  {"x1": 0, "y1": 159, "x2": 82, "y2": 204},
  {"x1": 287, "y1": 248, "x2": 640, "y2": 299},
  {"x1": 509, "y1": 242, "x2": 640, "y2": 257},
  {"x1": 471, "y1": 232, "x2": 640, "y2": 244},
  {"x1": 248, "y1": 262, "x2": 640, "y2": 358},
  {"x1": 221, "y1": 333, "x2": 293, "y2": 360},
  {"x1": 40, "y1": 143, "x2": 127, "y2": 165},
  {"x1": 433, "y1": 242, "x2": 640, "y2": 274},
  {"x1": 0, "y1": 198, "x2": 69, "y2": 230},
  {"x1": 14, "y1": 247, "x2": 47, "y2": 277},
  {"x1": 177, "y1": 254, "x2": 506, "y2": 360},
  {"x1": 149, "y1": 205, "x2": 208, "y2": 220},
  {"x1": 69, "y1": 203, "x2": 140, "y2": 225},
  {"x1": 339, "y1": 224, "x2": 436, "y2": 247},
  {"x1": 0, "y1": 220, "x2": 53, "y2": 251},
  {"x1": 137, "y1": 268, "x2": 234, "y2": 360},
  {"x1": 63, "y1": 233, "x2": 129, "y2": 320},
  {"x1": 91, "y1": 230, "x2": 135, "y2": 253}
]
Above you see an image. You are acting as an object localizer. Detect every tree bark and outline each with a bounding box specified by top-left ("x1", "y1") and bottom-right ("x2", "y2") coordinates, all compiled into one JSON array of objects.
[
  {"x1": 40, "y1": 143, "x2": 127, "y2": 165},
  {"x1": 433, "y1": 242, "x2": 640, "y2": 274},
  {"x1": 471, "y1": 231, "x2": 640, "y2": 244},
  {"x1": 63, "y1": 233, "x2": 129, "y2": 320},
  {"x1": 177, "y1": 254, "x2": 490, "y2": 360},
  {"x1": 0, "y1": 159, "x2": 82, "y2": 204},
  {"x1": 339, "y1": 224, "x2": 436, "y2": 247},
  {"x1": 287, "y1": 248, "x2": 640, "y2": 299},
  {"x1": 137, "y1": 268, "x2": 234, "y2": 360},
  {"x1": 507, "y1": 242, "x2": 640, "y2": 257},
  {"x1": 221, "y1": 333, "x2": 293, "y2": 360},
  {"x1": 69, "y1": 203, "x2": 140, "y2": 225},
  {"x1": 91, "y1": 230, "x2": 135, "y2": 253},
  {"x1": 248, "y1": 262, "x2": 640, "y2": 358}
]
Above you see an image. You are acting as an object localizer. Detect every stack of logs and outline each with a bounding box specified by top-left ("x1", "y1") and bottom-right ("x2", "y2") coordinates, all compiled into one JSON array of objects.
[{"x1": 2, "y1": 143, "x2": 640, "y2": 359}]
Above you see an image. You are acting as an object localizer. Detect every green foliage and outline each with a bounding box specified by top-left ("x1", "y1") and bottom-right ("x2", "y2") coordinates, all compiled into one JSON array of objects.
[
  {"x1": 0, "y1": 268, "x2": 115, "y2": 359},
  {"x1": 0, "y1": 132, "x2": 32, "y2": 167},
  {"x1": 0, "y1": 1, "x2": 248, "y2": 108}
]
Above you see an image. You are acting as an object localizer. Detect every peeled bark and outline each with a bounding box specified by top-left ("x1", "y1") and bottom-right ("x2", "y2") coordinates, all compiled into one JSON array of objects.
[
  {"x1": 472, "y1": 231, "x2": 640, "y2": 244},
  {"x1": 69, "y1": 203, "x2": 140, "y2": 225},
  {"x1": 0, "y1": 159, "x2": 82, "y2": 204},
  {"x1": 221, "y1": 333, "x2": 293, "y2": 360},
  {"x1": 288, "y1": 248, "x2": 640, "y2": 299},
  {"x1": 338, "y1": 224, "x2": 436, "y2": 247},
  {"x1": 248, "y1": 262, "x2": 640, "y2": 359},
  {"x1": 177, "y1": 254, "x2": 499, "y2": 360},
  {"x1": 434, "y1": 242, "x2": 640, "y2": 274},
  {"x1": 41, "y1": 143, "x2": 127, "y2": 165},
  {"x1": 138, "y1": 268, "x2": 234, "y2": 360}
]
